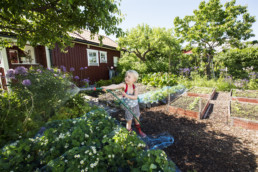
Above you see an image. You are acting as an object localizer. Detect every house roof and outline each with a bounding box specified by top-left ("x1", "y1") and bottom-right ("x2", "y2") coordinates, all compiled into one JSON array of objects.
[{"x1": 69, "y1": 30, "x2": 118, "y2": 49}]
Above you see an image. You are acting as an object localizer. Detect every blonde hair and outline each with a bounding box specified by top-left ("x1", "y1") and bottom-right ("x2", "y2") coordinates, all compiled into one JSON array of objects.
[{"x1": 126, "y1": 70, "x2": 139, "y2": 81}]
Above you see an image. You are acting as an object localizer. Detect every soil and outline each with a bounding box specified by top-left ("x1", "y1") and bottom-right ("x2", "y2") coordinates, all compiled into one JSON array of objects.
[
  {"x1": 232, "y1": 89, "x2": 258, "y2": 99},
  {"x1": 189, "y1": 87, "x2": 214, "y2": 94},
  {"x1": 231, "y1": 101, "x2": 258, "y2": 120},
  {"x1": 171, "y1": 96, "x2": 208, "y2": 112},
  {"x1": 89, "y1": 84, "x2": 258, "y2": 172}
]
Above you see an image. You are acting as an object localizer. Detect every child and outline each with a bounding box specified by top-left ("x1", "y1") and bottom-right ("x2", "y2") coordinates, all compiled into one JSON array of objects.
[{"x1": 102, "y1": 70, "x2": 146, "y2": 138}]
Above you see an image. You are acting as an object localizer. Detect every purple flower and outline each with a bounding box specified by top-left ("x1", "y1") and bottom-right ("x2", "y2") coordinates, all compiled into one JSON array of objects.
[
  {"x1": 84, "y1": 67, "x2": 88, "y2": 69},
  {"x1": 70, "y1": 67, "x2": 75, "y2": 72},
  {"x1": 57, "y1": 69, "x2": 61, "y2": 73},
  {"x1": 80, "y1": 67, "x2": 84, "y2": 70},
  {"x1": 74, "y1": 76, "x2": 79, "y2": 80},
  {"x1": 81, "y1": 78, "x2": 89, "y2": 83},
  {"x1": 62, "y1": 75, "x2": 66, "y2": 78},
  {"x1": 14, "y1": 66, "x2": 27, "y2": 75},
  {"x1": 60, "y1": 65, "x2": 67, "y2": 72},
  {"x1": 54, "y1": 74, "x2": 58, "y2": 77},
  {"x1": 6, "y1": 69, "x2": 15, "y2": 79},
  {"x1": 37, "y1": 69, "x2": 42, "y2": 73},
  {"x1": 22, "y1": 79, "x2": 31, "y2": 86}
]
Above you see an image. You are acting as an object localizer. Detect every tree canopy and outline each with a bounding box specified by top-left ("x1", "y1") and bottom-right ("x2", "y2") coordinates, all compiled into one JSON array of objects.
[
  {"x1": 0, "y1": 0, "x2": 124, "y2": 49},
  {"x1": 173, "y1": 0, "x2": 256, "y2": 76},
  {"x1": 117, "y1": 24, "x2": 181, "y2": 74},
  {"x1": 117, "y1": 24, "x2": 180, "y2": 62}
]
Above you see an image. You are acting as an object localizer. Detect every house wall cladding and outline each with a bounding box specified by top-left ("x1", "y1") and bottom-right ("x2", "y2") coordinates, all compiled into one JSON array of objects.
[{"x1": 51, "y1": 43, "x2": 120, "y2": 83}]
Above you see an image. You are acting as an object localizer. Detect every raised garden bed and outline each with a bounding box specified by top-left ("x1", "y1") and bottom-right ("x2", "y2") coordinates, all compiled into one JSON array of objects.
[
  {"x1": 187, "y1": 87, "x2": 216, "y2": 99},
  {"x1": 169, "y1": 96, "x2": 210, "y2": 119},
  {"x1": 228, "y1": 100, "x2": 258, "y2": 130},
  {"x1": 231, "y1": 89, "x2": 258, "y2": 104}
]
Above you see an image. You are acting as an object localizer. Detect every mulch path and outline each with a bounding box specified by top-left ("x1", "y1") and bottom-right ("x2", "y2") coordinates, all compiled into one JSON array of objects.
[{"x1": 104, "y1": 89, "x2": 258, "y2": 172}]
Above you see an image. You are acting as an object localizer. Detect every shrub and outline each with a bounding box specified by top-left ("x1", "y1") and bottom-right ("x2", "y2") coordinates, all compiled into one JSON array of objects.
[
  {"x1": 140, "y1": 72, "x2": 178, "y2": 88},
  {"x1": 0, "y1": 110, "x2": 176, "y2": 172},
  {"x1": 7, "y1": 66, "x2": 73, "y2": 121}
]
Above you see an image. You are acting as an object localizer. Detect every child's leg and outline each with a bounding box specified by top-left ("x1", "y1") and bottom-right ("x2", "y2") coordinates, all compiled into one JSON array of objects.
[
  {"x1": 134, "y1": 117, "x2": 146, "y2": 138},
  {"x1": 126, "y1": 120, "x2": 132, "y2": 131}
]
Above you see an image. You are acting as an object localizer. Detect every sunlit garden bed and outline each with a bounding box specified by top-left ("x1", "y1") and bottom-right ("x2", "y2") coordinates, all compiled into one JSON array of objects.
[
  {"x1": 169, "y1": 96, "x2": 210, "y2": 119},
  {"x1": 187, "y1": 87, "x2": 216, "y2": 100},
  {"x1": 231, "y1": 89, "x2": 258, "y2": 104},
  {"x1": 229, "y1": 101, "x2": 258, "y2": 130}
]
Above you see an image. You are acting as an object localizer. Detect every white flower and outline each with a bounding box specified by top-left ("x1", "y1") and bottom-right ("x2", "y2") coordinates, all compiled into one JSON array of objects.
[
  {"x1": 27, "y1": 154, "x2": 30, "y2": 158},
  {"x1": 65, "y1": 160, "x2": 68, "y2": 163},
  {"x1": 85, "y1": 134, "x2": 89, "y2": 138},
  {"x1": 85, "y1": 167, "x2": 88, "y2": 171},
  {"x1": 18, "y1": 136, "x2": 22, "y2": 139},
  {"x1": 90, "y1": 164, "x2": 94, "y2": 168},
  {"x1": 64, "y1": 143, "x2": 69, "y2": 149},
  {"x1": 73, "y1": 121, "x2": 76, "y2": 124},
  {"x1": 81, "y1": 142, "x2": 84, "y2": 145},
  {"x1": 89, "y1": 152, "x2": 92, "y2": 155},
  {"x1": 81, "y1": 170, "x2": 84, "y2": 172},
  {"x1": 80, "y1": 160, "x2": 84, "y2": 164},
  {"x1": 112, "y1": 154, "x2": 115, "y2": 158},
  {"x1": 108, "y1": 155, "x2": 111, "y2": 158}
]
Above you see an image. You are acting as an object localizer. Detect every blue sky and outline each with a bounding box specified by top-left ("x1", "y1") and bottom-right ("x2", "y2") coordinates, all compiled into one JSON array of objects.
[{"x1": 106, "y1": 0, "x2": 258, "y2": 42}]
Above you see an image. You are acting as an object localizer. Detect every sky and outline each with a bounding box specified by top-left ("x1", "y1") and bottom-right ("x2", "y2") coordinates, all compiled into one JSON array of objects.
[{"x1": 105, "y1": 0, "x2": 258, "y2": 42}]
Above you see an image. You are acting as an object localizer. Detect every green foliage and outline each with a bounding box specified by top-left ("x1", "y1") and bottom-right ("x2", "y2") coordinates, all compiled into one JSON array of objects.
[
  {"x1": 8, "y1": 66, "x2": 73, "y2": 121},
  {"x1": 49, "y1": 94, "x2": 95, "y2": 121},
  {"x1": 117, "y1": 24, "x2": 181, "y2": 75},
  {"x1": 0, "y1": 91, "x2": 35, "y2": 147},
  {"x1": 214, "y1": 47, "x2": 258, "y2": 78},
  {"x1": 0, "y1": 66, "x2": 83, "y2": 147},
  {"x1": 0, "y1": 110, "x2": 176, "y2": 171},
  {"x1": 174, "y1": 0, "x2": 256, "y2": 76},
  {"x1": 96, "y1": 75, "x2": 124, "y2": 87},
  {"x1": 0, "y1": 0, "x2": 123, "y2": 50},
  {"x1": 140, "y1": 72, "x2": 178, "y2": 88}
]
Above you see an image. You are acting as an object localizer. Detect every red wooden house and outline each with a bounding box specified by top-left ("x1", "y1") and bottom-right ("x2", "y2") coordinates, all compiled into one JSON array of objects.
[{"x1": 0, "y1": 30, "x2": 120, "y2": 89}]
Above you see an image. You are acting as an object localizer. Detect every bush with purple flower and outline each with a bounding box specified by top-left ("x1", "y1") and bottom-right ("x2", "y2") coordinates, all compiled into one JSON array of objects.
[{"x1": 22, "y1": 79, "x2": 31, "y2": 86}]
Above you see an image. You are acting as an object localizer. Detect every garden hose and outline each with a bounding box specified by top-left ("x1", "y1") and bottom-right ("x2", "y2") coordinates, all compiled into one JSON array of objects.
[{"x1": 80, "y1": 87, "x2": 141, "y2": 125}]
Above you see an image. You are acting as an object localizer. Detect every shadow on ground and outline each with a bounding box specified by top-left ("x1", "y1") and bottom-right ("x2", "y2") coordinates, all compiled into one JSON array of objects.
[{"x1": 111, "y1": 106, "x2": 257, "y2": 172}]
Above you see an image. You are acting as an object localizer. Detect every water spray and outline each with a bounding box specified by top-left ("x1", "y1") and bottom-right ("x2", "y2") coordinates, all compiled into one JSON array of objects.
[{"x1": 79, "y1": 87, "x2": 141, "y2": 125}]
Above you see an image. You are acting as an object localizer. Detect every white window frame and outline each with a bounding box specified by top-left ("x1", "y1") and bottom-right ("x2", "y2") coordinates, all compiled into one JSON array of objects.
[
  {"x1": 113, "y1": 56, "x2": 118, "y2": 67},
  {"x1": 99, "y1": 51, "x2": 107, "y2": 63},
  {"x1": 87, "y1": 49, "x2": 99, "y2": 66}
]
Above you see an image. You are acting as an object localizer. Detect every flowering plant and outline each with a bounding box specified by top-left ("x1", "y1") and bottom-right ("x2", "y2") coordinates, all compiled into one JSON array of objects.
[{"x1": 0, "y1": 110, "x2": 176, "y2": 171}]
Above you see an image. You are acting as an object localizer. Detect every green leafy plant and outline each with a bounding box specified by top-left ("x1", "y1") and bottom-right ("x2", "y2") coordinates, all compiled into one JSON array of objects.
[{"x1": 0, "y1": 110, "x2": 176, "y2": 171}]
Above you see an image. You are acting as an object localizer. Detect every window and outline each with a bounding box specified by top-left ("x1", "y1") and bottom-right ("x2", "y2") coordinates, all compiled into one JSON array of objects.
[
  {"x1": 99, "y1": 51, "x2": 107, "y2": 63},
  {"x1": 8, "y1": 45, "x2": 36, "y2": 64},
  {"x1": 9, "y1": 49, "x2": 19, "y2": 64},
  {"x1": 21, "y1": 46, "x2": 36, "y2": 64},
  {"x1": 113, "y1": 56, "x2": 118, "y2": 67},
  {"x1": 87, "y1": 49, "x2": 99, "y2": 66}
]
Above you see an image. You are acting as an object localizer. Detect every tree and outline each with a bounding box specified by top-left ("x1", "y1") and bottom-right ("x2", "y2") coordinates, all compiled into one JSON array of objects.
[
  {"x1": 0, "y1": 0, "x2": 123, "y2": 50},
  {"x1": 173, "y1": 0, "x2": 256, "y2": 77},
  {"x1": 117, "y1": 24, "x2": 180, "y2": 62}
]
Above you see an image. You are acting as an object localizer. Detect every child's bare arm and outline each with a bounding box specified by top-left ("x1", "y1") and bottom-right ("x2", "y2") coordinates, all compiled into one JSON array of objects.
[{"x1": 101, "y1": 83, "x2": 125, "y2": 91}]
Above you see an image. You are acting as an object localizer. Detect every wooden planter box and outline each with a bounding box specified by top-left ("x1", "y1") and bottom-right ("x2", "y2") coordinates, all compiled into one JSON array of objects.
[
  {"x1": 187, "y1": 87, "x2": 216, "y2": 100},
  {"x1": 230, "y1": 89, "x2": 258, "y2": 104},
  {"x1": 228, "y1": 101, "x2": 258, "y2": 131},
  {"x1": 169, "y1": 95, "x2": 211, "y2": 119}
]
